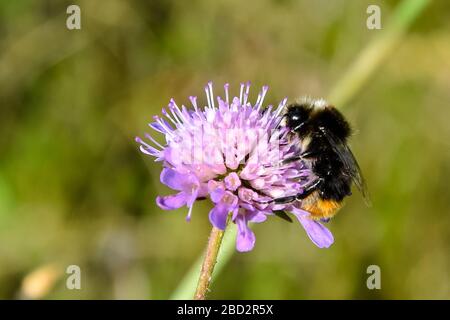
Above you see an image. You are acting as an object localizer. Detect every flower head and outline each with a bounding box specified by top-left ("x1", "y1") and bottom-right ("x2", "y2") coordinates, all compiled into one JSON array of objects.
[{"x1": 136, "y1": 82, "x2": 333, "y2": 252}]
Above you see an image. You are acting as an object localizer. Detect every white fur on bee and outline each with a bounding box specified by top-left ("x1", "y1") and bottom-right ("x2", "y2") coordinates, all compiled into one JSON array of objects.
[{"x1": 296, "y1": 96, "x2": 329, "y2": 110}]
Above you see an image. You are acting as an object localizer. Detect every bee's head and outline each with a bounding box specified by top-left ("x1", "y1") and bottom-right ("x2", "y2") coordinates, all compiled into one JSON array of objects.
[
  {"x1": 285, "y1": 102, "x2": 312, "y2": 132},
  {"x1": 285, "y1": 98, "x2": 330, "y2": 132},
  {"x1": 285, "y1": 97, "x2": 351, "y2": 140}
]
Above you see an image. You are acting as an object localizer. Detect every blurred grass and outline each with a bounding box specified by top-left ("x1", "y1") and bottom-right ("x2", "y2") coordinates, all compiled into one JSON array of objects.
[
  {"x1": 0, "y1": 0, "x2": 449, "y2": 299},
  {"x1": 328, "y1": 0, "x2": 430, "y2": 106}
]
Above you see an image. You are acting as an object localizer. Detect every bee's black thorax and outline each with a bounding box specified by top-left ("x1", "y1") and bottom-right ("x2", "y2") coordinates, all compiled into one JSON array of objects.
[{"x1": 286, "y1": 102, "x2": 353, "y2": 202}]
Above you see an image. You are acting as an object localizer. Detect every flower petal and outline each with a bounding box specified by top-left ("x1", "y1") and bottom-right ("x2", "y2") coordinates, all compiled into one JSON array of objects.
[
  {"x1": 235, "y1": 215, "x2": 256, "y2": 252},
  {"x1": 247, "y1": 210, "x2": 268, "y2": 223},
  {"x1": 209, "y1": 203, "x2": 229, "y2": 230},
  {"x1": 208, "y1": 180, "x2": 225, "y2": 203},
  {"x1": 237, "y1": 187, "x2": 257, "y2": 203},
  {"x1": 156, "y1": 192, "x2": 188, "y2": 210},
  {"x1": 160, "y1": 168, "x2": 186, "y2": 191},
  {"x1": 290, "y1": 207, "x2": 334, "y2": 248},
  {"x1": 224, "y1": 172, "x2": 242, "y2": 191}
]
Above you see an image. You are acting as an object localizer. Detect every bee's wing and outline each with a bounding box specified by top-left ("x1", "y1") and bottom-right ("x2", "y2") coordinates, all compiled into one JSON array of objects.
[{"x1": 320, "y1": 127, "x2": 371, "y2": 206}]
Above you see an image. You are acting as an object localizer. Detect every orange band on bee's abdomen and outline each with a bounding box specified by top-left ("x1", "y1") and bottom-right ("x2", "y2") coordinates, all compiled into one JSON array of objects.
[{"x1": 301, "y1": 195, "x2": 343, "y2": 220}]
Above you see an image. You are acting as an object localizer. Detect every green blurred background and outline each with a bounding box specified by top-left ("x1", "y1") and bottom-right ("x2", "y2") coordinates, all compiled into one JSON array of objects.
[{"x1": 0, "y1": 0, "x2": 449, "y2": 299}]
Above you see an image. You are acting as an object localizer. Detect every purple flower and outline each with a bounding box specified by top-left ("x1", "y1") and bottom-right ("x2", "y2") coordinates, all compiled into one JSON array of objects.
[{"x1": 136, "y1": 82, "x2": 334, "y2": 252}]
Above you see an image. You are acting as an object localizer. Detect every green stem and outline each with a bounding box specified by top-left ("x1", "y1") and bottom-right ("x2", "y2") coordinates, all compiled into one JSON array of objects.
[{"x1": 193, "y1": 223, "x2": 228, "y2": 300}]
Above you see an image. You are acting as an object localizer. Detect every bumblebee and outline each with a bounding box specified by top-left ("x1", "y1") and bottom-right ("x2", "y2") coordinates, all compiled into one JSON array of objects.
[{"x1": 273, "y1": 98, "x2": 370, "y2": 221}]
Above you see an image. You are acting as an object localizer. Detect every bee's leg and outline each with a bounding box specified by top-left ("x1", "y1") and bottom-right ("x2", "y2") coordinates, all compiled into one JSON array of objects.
[
  {"x1": 273, "y1": 195, "x2": 297, "y2": 204},
  {"x1": 257, "y1": 195, "x2": 296, "y2": 205},
  {"x1": 262, "y1": 156, "x2": 301, "y2": 168},
  {"x1": 263, "y1": 151, "x2": 315, "y2": 169},
  {"x1": 279, "y1": 150, "x2": 318, "y2": 166},
  {"x1": 295, "y1": 178, "x2": 322, "y2": 200},
  {"x1": 280, "y1": 155, "x2": 302, "y2": 166},
  {"x1": 298, "y1": 150, "x2": 317, "y2": 159},
  {"x1": 263, "y1": 179, "x2": 323, "y2": 205}
]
